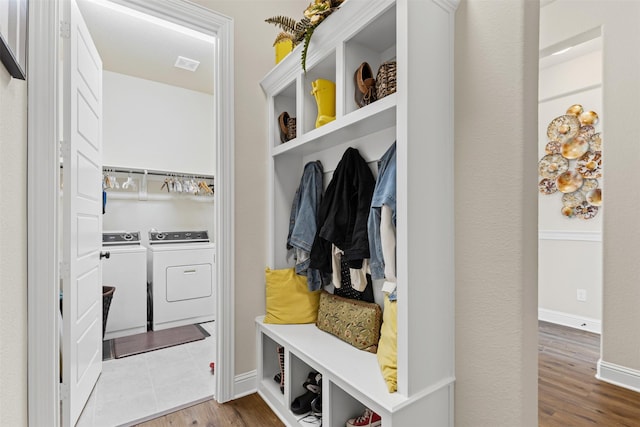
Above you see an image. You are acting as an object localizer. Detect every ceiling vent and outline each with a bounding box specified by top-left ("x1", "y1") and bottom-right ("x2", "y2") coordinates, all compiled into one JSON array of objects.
[{"x1": 174, "y1": 56, "x2": 200, "y2": 72}]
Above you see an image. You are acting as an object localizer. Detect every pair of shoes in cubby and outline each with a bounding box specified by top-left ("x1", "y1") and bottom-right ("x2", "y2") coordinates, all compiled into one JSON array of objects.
[
  {"x1": 278, "y1": 111, "x2": 296, "y2": 143},
  {"x1": 291, "y1": 371, "x2": 322, "y2": 416},
  {"x1": 354, "y1": 61, "x2": 397, "y2": 109},
  {"x1": 346, "y1": 408, "x2": 381, "y2": 427},
  {"x1": 354, "y1": 62, "x2": 377, "y2": 108}
]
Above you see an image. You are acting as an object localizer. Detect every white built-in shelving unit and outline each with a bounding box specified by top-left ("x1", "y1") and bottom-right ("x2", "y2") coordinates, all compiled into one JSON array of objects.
[{"x1": 257, "y1": 0, "x2": 458, "y2": 425}]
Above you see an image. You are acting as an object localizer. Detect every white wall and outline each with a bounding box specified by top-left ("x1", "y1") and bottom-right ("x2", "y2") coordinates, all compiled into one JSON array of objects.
[
  {"x1": 103, "y1": 70, "x2": 215, "y2": 176},
  {"x1": 0, "y1": 65, "x2": 28, "y2": 425},
  {"x1": 541, "y1": 0, "x2": 640, "y2": 379},
  {"x1": 538, "y1": 44, "x2": 603, "y2": 330},
  {"x1": 455, "y1": 0, "x2": 539, "y2": 425}
]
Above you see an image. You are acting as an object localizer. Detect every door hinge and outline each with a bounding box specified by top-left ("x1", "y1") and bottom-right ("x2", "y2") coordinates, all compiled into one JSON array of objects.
[
  {"x1": 60, "y1": 140, "x2": 70, "y2": 161},
  {"x1": 60, "y1": 21, "x2": 70, "y2": 39},
  {"x1": 59, "y1": 261, "x2": 70, "y2": 278},
  {"x1": 59, "y1": 383, "x2": 70, "y2": 401}
]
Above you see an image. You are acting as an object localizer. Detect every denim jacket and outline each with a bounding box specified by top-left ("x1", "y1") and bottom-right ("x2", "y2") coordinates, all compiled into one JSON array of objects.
[
  {"x1": 368, "y1": 142, "x2": 396, "y2": 298},
  {"x1": 287, "y1": 161, "x2": 324, "y2": 290}
]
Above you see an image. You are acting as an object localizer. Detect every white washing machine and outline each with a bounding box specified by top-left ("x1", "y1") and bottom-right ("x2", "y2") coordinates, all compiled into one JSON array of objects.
[
  {"x1": 102, "y1": 231, "x2": 148, "y2": 339},
  {"x1": 147, "y1": 230, "x2": 216, "y2": 331}
]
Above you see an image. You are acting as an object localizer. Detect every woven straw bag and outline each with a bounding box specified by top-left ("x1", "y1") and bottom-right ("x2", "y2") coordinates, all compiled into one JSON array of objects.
[
  {"x1": 375, "y1": 61, "x2": 397, "y2": 100},
  {"x1": 286, "y1": 117, "x2": 297, "y2": 141}
]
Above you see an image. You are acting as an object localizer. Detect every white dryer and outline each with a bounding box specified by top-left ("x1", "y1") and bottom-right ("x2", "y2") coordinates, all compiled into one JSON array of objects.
[
  {"x1": 147, "y1": 230, "x2": 216, "y2": 331},
  {"x1": 102, "y1": 231, "x2": 148, "y2": 339}
]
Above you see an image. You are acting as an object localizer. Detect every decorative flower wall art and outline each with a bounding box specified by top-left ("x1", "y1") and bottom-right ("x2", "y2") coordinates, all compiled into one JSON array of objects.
[{"x1": 538, "y1": 105, "x2": 602, "y2": 219}]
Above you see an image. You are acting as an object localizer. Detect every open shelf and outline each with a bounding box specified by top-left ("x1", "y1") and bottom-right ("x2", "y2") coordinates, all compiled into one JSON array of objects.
[
  {"x1": 302, "y1": 51, "x2": 337, "y2": 135},
  {"x1": 344, "y1": 4, "x2": 397, "y2": 116},
  {"x1": 272, "y1": 93, "x2": 396, "y2": 158},
  {"x1": 329, "y1": 381, "x2": 380, "y2": 427},
  {"x1": 273, "y1": 81, "x2": 297, "y2": 146}
]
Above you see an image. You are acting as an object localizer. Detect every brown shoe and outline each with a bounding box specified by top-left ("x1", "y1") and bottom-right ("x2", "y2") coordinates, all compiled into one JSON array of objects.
[
  {"x1": 354, "y1": 62, "x2": 376, "y2": 108},
  {"x1": 278, "y1": 111, "x2": 290, "y2": 143}
]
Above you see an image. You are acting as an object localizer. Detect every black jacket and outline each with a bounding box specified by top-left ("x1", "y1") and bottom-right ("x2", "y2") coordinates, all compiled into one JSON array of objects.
[{"x1": 309, "y1": 147, "x2": 375, "y2": 274}]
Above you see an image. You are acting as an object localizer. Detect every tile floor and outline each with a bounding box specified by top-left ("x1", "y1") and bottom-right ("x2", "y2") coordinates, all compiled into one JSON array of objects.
[{"x1": 76, "y1": 322, "x2": 216, "y2": 427}]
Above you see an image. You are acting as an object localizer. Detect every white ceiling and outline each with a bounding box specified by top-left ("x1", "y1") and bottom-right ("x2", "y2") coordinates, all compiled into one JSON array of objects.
[{"x1": 77, "y1": 0, "x2": 214, "y2": 94}]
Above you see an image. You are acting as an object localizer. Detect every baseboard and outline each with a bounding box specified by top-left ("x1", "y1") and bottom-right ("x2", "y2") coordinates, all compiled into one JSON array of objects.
[
  {"x1": 538, "y1": 308, "x2": 601, "y2": 334},
  {"x1": 597, "y1": 360, "x2": 640, "y2": 393},
  {"x1": 234, "y1": 370, "x2": 257, "y2": 399}
]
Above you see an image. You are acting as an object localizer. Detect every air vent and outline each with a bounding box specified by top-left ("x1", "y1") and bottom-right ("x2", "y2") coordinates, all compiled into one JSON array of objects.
[{"x1": 174, "y1": 56, "x2": 200, "y2": 72}]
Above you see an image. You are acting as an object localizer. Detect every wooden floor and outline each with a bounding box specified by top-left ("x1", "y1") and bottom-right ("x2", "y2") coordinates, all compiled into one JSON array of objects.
[
  {"x1": 137, "y1": 322, "x2": 640, "y2": 426},
  {"x1": 539, "y1": 321, "x2": 640, "y2": 426},
  {"x1": 135, "y1": 393, "x2": 284, "y2": 427}
]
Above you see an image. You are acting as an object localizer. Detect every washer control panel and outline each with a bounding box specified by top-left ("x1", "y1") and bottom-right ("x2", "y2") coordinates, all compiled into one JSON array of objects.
[
  {"x1": 102, "y1": 231, "x2": 141, "y2": 246},
  {"x1": 148, "y1": 230, "x2": 209, "y2": 244}
]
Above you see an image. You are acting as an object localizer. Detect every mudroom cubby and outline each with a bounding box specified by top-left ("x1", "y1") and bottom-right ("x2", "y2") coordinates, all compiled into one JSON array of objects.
[
  {"x1": 259, "y1": 0, "x2": 459, "y2": 425},
  {"x1": 273, "y1": 82, "x2": 297, "y2": 146},
  {"x1": 302, "y1": 51, "x2": 337, "y2": 134},
  {"x1": 343, "y1": 3, "x2": 396, "y2": 116},
  {"x1": 329, "y1": 381, "x2": 382, "y2": 427},
  {"x1": 260, "y1": 333, "x2": 285, "y2": 405}
]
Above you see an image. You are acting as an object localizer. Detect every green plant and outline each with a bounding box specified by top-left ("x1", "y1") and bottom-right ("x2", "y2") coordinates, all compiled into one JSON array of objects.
[{"x1": 266, "y1": 0, "x2": 344, "y2": 72}]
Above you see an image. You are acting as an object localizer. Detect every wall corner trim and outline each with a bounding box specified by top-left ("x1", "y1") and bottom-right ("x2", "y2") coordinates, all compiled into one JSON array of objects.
[{"x1": 597, "y1": 360, "x2": 640, "y2": 394}]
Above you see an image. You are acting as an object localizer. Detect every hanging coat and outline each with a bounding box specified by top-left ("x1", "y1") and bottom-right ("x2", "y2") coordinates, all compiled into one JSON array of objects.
[{"x1": 309, "y1": 147, "x2": 375, "y2": 275}]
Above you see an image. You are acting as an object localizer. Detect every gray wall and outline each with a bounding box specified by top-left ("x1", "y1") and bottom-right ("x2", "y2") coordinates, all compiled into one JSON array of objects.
[{"x1": 455, "y1": 0, "x2": 540, "y2": 425}]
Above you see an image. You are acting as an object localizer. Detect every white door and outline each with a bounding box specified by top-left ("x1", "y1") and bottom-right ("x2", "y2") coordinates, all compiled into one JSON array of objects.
[{"x1": 61, "y1": 0, "x2": 104, "y2": 425}]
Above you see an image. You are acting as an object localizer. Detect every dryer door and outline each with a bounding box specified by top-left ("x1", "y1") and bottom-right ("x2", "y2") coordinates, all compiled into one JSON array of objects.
[{"x1": 166, "y1": 263, "x2": 213, "y2": 301}]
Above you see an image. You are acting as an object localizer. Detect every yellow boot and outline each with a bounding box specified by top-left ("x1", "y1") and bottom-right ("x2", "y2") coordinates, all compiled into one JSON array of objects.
[{"x1": 310, "y1": 79, "x2": 336, "y2": 128}]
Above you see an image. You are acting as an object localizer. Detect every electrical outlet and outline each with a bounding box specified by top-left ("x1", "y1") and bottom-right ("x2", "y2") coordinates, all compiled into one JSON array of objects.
[{"x1": 577, "y1": 289, "x2": 587, "y2": 302}]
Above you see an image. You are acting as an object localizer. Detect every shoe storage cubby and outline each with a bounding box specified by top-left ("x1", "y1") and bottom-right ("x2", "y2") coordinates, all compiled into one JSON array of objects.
[
  {"x1": 343, "y1": 3, "x2": 396, "y2": 116},
  {"x1": 260, "y1": 333, "x2": 285, "y2": 405},
  {"x1": 302, "y1": 51, "x2": 337, "y2": 134},
  {"x1": 328, "y1": 381, "x2": 381, "y2": 427},
  {"x1": 288, "y1": 353, "x2": 320, "y2": 415},
  {"x1": 259, "y1": 0, "x2": 459, "y2": 425},
  {"x1": 273, "y1": 81, "x2": 297, "y2": 146}
]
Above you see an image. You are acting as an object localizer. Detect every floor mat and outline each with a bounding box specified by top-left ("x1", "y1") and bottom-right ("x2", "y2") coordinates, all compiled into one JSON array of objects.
[{"x1": 104, "y1": 324, "x2": 210, "y2": 360}]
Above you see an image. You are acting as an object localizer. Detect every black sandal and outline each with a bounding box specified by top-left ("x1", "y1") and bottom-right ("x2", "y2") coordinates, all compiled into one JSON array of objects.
[
  {"x1": 291, "y1": 371, "x2": 322, "y2": 415},
  {"x1": 303, "y1": 371, "x2": 322, "y2": 394},
  {"x1": 291, "y1": 389, "x2": 317, "y2": 414}
]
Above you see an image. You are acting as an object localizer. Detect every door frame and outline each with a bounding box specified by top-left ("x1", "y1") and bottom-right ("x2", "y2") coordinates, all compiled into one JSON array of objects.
[{"x1": 27, "y1": 1, "x2": 235, "y2": 425}]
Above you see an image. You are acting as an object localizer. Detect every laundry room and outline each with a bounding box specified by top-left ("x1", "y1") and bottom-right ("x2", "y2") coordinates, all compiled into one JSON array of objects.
[
  {"x1": 62, "y1": 1, "x2": 220, "y2": 425},
  {"x1": 100, "y1": 64, "x2": 217, "y2": 337},
  {"x1": 100, "y1": 67, "x2": 216, "y2": 235},
  {"x1": 88, "y1": 2, "x2": 217, "y2": 335}
]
